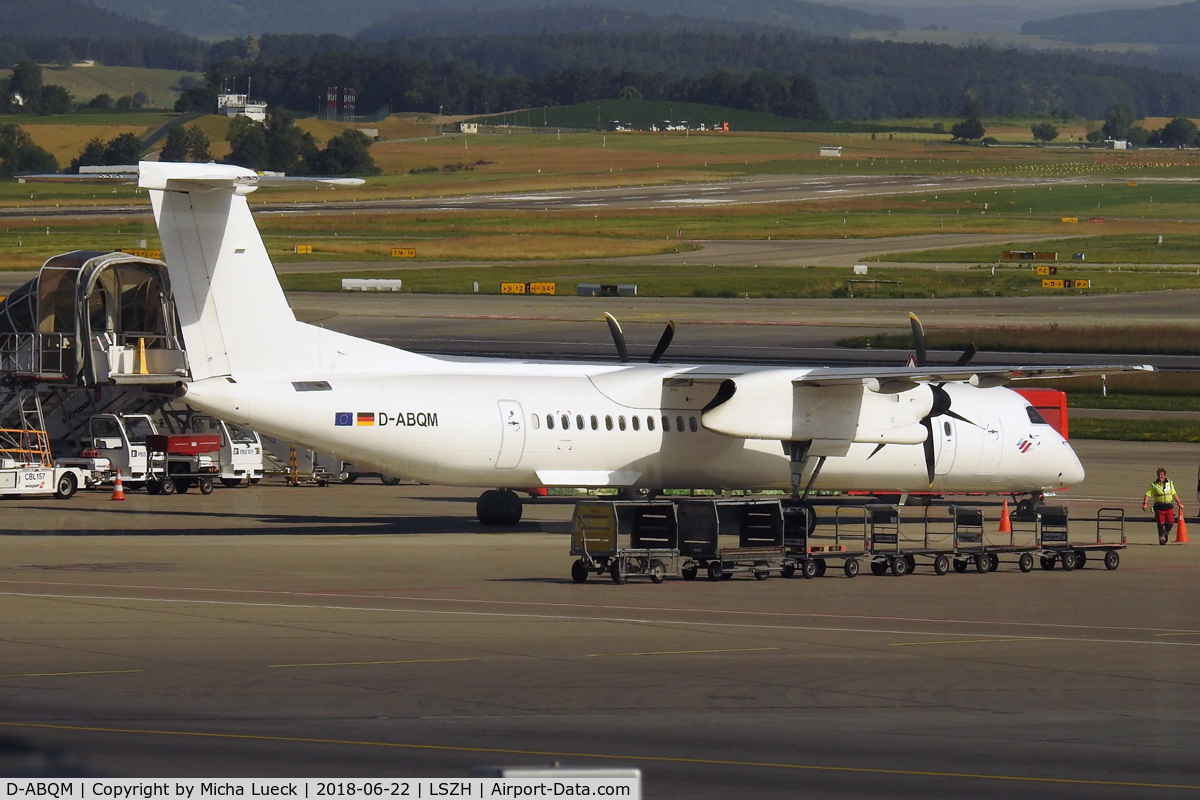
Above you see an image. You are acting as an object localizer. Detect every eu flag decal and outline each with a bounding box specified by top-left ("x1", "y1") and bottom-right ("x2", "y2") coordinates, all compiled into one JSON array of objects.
[
  {"x1": 334, "y1": 412, "x2": 353, "y2": 427},
  {"x1": 356, "y1": 412, "x2": 375, "y2": 426}
]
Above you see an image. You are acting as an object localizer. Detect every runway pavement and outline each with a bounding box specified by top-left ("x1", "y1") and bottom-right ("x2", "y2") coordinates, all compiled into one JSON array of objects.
[{"x1": 1, "y1": 439, "x2": 1198, "y2": 797}]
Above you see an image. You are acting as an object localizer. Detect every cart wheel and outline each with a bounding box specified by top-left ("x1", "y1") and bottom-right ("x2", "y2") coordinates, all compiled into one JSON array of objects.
[
  {"x1": 681, "y1": 564, "x2": 698, "y2": 581},
  {"x1": 146, "y1": 480, "x2": 161, "y2": 495},
  {"x1": 1074, "y1": 550, "x2": 1088, "y2": 568},
  {"x1": 870, "y1": 560, "x2": 888, "y2": 576},
  {"x1": 174, "y1": 478, "x2": 190, "y2": 494},
  {"x1": 890, "y1": 556, "x2": 910, "y2": 577},
  {"x1": 843, "y1": 558, "x2": 859, "y2": 578},
  {"x1": 721, "y1": 570, "x2": 734, "y2": 581},
  {"x1": 649, "y1": 560, "x2": 666, "y2": 584},
  {"x1": 800, "y1": 559, "x2": 818, "y2": 579},
  {"x1": 1040, "y1": 555, "x2": 1056, "y2": 571},
  {"x1": 199, "y1": 478, "x2": 214, "y2": 495},
  {"x1": 221, "y1": 478, "x2": 242, "y2": 488},
  {"x1": 987, "y1": 553, "x2": 1000, "y2": 573},
  {"x1": 609, "y1": 560, "x2": 626, "y2": 585},
  {"x1": 159, "y1": 477, "x2": 176, "y2": 496},
  {"x1": 952, "y1": 558, "x2": 969, "y2": 574},
  {"x1": 1104, "y1": 550, "x2": 1120, "y2": 571},
  {"x1": 1018, "y1": 552, "x2": 1034, "y2": 573},
  {"x1": 813, "y1": 559, "x2": 827, "y2": 577},
  {"x1": 571, "y1": 559, "x2": 590, "y2": 584},
  {"x1": 1060, "y1": 551, "x2": 1077, "y2": 571},
  {"x1": 707, "y1": 561, "x2": 724, "y2": 582},
  {"x1": 780, "y1": 563, "x2": 796, "y2": 579},
  {"x1": 753, "y1": 568, "x2": 769, "y2": 581},
  {"x1": 974, "y1": 554, "x2": 989, "y2": 573},
  {"x1": 933, "y1": 554, "x2": 949, "y2": 576},
  {"x1": 54, "y1": 472, "x2": 77, "y2": 500}
]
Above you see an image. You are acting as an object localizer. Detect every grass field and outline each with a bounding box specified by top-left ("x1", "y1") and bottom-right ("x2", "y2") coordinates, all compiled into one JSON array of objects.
[{"x1": 0, "y1": 65, "x2": 200, "y2": 109}]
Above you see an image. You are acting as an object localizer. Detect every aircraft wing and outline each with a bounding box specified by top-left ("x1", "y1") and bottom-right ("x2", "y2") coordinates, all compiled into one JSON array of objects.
[{"x1": 691, "y1": 362, "x2": 1154, "y2": 442}]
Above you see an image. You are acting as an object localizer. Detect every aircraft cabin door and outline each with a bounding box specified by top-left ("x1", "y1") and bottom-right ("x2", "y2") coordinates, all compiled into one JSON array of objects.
[
  {"x1": 934, "y1": 418, "x2": 957, "y2": 477},
  {"x1": 496, "y1": 400, "x2": 525, "y2": 469}
]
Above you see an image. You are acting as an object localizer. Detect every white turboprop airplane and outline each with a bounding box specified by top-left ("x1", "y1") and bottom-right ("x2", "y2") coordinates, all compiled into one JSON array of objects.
[{"x1": 120, "y1": 162, "x2": 1148, "y2": 524}]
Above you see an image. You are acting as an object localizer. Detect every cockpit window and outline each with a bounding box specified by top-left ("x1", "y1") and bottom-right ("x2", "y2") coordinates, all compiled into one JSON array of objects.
[{"x1": 1026, "y1": 406, "x2": 1049, "y2": 425}]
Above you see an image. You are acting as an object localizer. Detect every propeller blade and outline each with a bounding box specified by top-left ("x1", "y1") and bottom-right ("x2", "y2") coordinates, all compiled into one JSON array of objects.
[
  {"x1": 945, "y1": 408, "x2": 983, "y2": 429},
  {"x1": 649, "y1": 320, "x2": 676, "y2": 364},
  {"x1": 954, "y1": 342, "x2": 978, "y2": 367},
  {"x1": 920, "y1": 416, "x2": 936, "y2": 486},
  {"x1": 603, "y1": 312, "x2": 628, "y2": 363},
  {"x1": 908, "y1": 312, "x2": 927, "y2": 368}
]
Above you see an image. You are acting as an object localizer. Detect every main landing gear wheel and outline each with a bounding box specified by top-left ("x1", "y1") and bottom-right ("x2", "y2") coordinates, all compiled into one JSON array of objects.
[{"x1": 476, "y1": 488, "x2": 523, "y2": 526}]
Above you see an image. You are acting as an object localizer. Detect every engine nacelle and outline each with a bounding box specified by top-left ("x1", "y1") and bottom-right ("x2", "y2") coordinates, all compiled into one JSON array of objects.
[{"x1": 700, "y1": 371, "x2": 933, "y2": 444}]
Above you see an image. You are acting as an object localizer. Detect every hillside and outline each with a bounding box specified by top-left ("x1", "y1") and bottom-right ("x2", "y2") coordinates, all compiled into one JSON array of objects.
[
  {"x1": 0, "y1": 0, "x2": 183, "y2": 40},
  {"x1": 1022, "y1": 0, "x2": 1200, "y2": 47},
  {"x1": 89, "y1": 0, "x2": 902, "y2": 40}
]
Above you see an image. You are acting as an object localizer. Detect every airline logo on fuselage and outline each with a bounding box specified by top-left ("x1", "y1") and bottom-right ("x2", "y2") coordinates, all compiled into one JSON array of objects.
[{"x1": 335, "y1": 411, "x2": 439, "y2": 428}]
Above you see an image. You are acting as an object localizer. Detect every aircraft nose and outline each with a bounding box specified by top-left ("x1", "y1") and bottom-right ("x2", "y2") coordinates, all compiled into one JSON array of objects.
[{"x1": 1058, "y1": 441, "x2": 1086, "y2": 486}]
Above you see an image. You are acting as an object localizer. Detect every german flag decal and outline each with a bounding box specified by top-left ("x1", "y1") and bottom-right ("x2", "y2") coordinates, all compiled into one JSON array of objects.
[{"x1": 356, "y1": 412, "x2": 375, "y2": 426}]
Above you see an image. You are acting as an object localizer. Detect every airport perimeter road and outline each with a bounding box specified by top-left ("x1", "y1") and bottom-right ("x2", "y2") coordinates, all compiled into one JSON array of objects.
[{"x1": 1, "y1": 439, "x2": 1198, "y2": 797}]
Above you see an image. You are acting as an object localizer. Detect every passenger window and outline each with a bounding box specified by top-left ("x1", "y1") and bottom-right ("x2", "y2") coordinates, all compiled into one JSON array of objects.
[
  {"x1": 632, "y1": 416, "x2": 640, "y2": 431},
  {"x1": 576, "y1": 414, "x2": 584, "y2": 430},
  {"x1": 647, "y1": 416, "x2": 656, "y2": 432},
  {"x1": 663, "y1": 415, "x2": 671, "y2": 432},
  {"x1": 1027, "y1": 407, "x2": 1049, "y2": 425},
  {"x1": 590, "y1": 415, "x2": 598, "y2": 430},
  {"x1": 531, "y1": 414, "x2": 540, "y2": 430},
  {"x1": 546, "y1": 414, "x2": 555, "y2": 430},
  {"x1": 676, "y1": 416, "x2": 684, "y2": 432},
  {"x1": 605, "y1": 415, "x2": 614, "y2": 431},
  {"x1": 618, "y1": 416, "x2": 627, "y2": 431},
  {"x1": 689, "y1": 417, "x2": 698, "y2": 433},
  {"x1": 561, "y1": 414, "x2": 570, "y2": 430}
]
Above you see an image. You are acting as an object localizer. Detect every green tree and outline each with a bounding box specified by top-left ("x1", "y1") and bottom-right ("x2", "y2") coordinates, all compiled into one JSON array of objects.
[
  {"x1": 160, "y1": 126, "x2": 190, "y2": 162},
  {"x1": 309, "y1": 129, "x2": 379, "y2": 176},
  {"x1": 187, "y1": 127, "x2": 211, "y2": 162},
  {"x1": 950, "y1": 116, "x2": 985, "y2": 141},
  {"x1": 87, "y1": 93, "x2": 115, "y2": 110},
  {"x1": 1102, "y1": 104, "x2": 1134, "y2": 140},
  {"x1": 224, "y1": 116, "x2": 269, "y2": 169},
  {"x1": 7, "y1": 59, "x2": 43, "y2": 112},
  {"x1": 264, "y1": 109, "x2": 317, "y2": 173},
  {"x1": 39, "y1": 85, "x2": 74, "y2": 115},
  {"x1": 1031, "y1": 121, "x2": 1059, "y2": 143},
  {"x1": 1159, "y1": 117, "x2": 1198, "y2": 147},
  {"x1": 0, "y1": 123, "x2": 57, "y2": 177}
]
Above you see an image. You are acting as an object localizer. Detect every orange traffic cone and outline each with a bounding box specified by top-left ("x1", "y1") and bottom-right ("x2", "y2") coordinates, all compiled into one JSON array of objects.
[
  {"x1": 110, "y1": 469, "x2": 126, "y2": 501},
  {"x1": 1176, "y1": 513, "x2": 1190, "y2": 544},
  {"x1": 998, "y1": 499, "x2": 1011, "y2": 534}
]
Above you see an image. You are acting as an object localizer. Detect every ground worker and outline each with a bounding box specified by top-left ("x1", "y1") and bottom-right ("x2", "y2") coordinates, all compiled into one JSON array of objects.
[{"x1": 1144, "y1": 467, "x2": 1183, "y2": 545}]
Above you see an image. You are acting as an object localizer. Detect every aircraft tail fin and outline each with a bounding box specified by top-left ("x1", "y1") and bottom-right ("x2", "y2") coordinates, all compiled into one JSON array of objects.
[{"x1": 139, "y1": 162, "x2": 363, "y2": 381}]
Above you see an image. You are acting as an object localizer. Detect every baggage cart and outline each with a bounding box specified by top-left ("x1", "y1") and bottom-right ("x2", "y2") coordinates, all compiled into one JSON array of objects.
[
  {"x1": 1035, "y1": 506, "x2": 1125, "y2": 571},
  {"x1": 783, "y1": 503, "x2": 869, "y2": 578},
  {"x1": 569, "y1": 500, "x2": 679, "y2": 584},
  {"x1": 677, "y1": 499, "x2": 786, "y2": 581}
]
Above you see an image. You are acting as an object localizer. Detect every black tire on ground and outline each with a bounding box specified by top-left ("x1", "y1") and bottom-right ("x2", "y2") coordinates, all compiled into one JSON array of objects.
[
  {"x1": 843, "y1": 558, "x2": 859, "y2": 578},
  {"x1": 1104, "y1": 550, "x2": 1120, "y2": 570},
  {"x1": 381, "y1": 475, "x2": 401, "y2": 486},
  {"x1": 609, "y1": 560, "x2": 626, "y2": 585},
  {"x1": 933, "y1": 554, "x2": 949, "y2": 576},
  {"x1": 707, "y1": 561, "x2": 724, "y2": 582},
  {"x1": 221, "y1": 478, "x2": 242, "y2": 488},
  {"x1": 800, "y1": 559, "x2": 818, "y2": 579},
  {"x1": 159, "y1": 478, "x2": 176, "y2": 496},
  {"x1": 890, "y1": 556, "x2": 910, "y2": 577},
  {"x1": 571, "y1": 559, "x2": 590, "y2": 584},
  {"x1": 199, "y1": 477, "x2": 214, "y2": 495},
  {"x1": 681, "y1": 564, "x2": 698, "y2": 581},
  {"x1": 1019, "y1": 552, "x2": 1034, "y2": 573},
  {"x1": 54, "y1": 472, "x2": 77, "y2": 500}
]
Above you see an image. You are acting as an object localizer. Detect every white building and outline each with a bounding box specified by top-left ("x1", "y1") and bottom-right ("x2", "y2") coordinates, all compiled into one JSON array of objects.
[{"x1": 217, "y1": 93, "x2": 267, "y2": 122}]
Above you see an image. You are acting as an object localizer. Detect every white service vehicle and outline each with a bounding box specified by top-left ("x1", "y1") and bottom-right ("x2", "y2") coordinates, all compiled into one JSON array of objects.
[
  {"x1": 83, "y1": 413, "x2": 219, "y2": 495},
  {"x1": 187, "y1": 414, "x2": 264, "y2": 487},
  {"x1": 0, "y1": 428, "x2": 102, "y2": 499}
]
